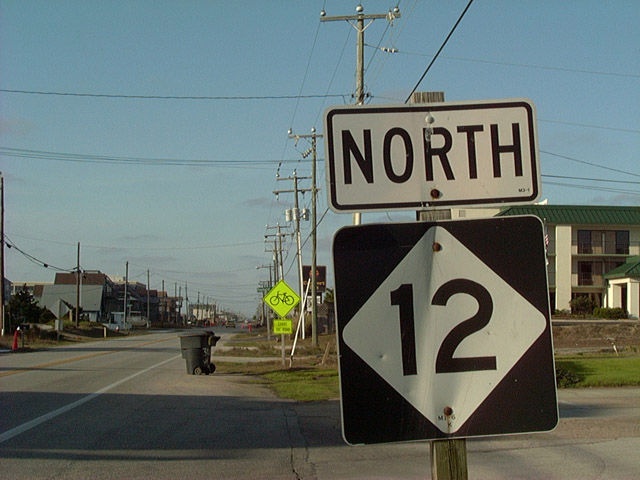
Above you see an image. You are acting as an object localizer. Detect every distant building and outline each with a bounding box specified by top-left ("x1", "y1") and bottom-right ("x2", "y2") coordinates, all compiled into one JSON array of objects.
[
  {"x1": 189, "y1": 302, "x2": 217, "y2": 325},
  {"x1": 497, "y1": 205, "x2": 640, "y2": 318},
  {"x1": 157, "y1": 290, "x2": 182, "y2": 325},
  {"x1": 10, "y1": 270, "x2": 182, "y2": 325},
  {"x1": 604, "y1": 256, "x2": 640, "y2": 319},
  {"x1": 9, "y1": 282, "x2": 51, "y2": 297},
  {"x1": 39, "y1": 284, "x2": 107, "y2": 322},
  {"x1": 36, "y1": 271, "x2": 117, "y2": 322}
]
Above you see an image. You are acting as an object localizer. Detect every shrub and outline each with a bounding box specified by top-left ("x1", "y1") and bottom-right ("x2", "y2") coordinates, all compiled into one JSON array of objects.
[
  {"x1": 555, "y1": 366, "x2": 581, "y2": 388},
  {"x1": 593, "y1": 307, "x2": 628, "y2": 319},
  {"x1": 570, "y1": 296, "x2": 596, "y2": 316},
  {"x1": 23, "y1": 324, "x2": 41, "y2": 342}
]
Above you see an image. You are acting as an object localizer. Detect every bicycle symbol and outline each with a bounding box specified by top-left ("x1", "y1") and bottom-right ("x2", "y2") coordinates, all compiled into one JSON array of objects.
[{"x1": 269, "y1": 290, "x2": 295, "y2": 307}]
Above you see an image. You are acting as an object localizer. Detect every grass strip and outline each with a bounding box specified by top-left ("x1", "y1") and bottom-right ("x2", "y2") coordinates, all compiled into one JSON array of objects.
[
  {"x1": 555, "y1": 354, "x2": 640, "y2": 388},
  {"x1": 262, "y1": 368, "x2": 339, "y2": 402},
  {"x1": 215, "y1": 361, "x2": 339, "y2": 401}
]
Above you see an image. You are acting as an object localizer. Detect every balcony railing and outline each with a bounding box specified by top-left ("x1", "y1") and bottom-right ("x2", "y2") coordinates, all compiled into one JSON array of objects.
[
  {"x1": 575, "y1": 240, "x2": 640, "y2": 256},
  {"x1": 577, "y1": 273, "x2": 604, "y2": 287},
  {"x1": 577, "y1": 241, "x2": 629, "y2": 255}
]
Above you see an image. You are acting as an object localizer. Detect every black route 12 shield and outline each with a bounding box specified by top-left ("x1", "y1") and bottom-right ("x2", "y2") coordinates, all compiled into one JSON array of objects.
[{"x1": 332, "y1": 215, "x2": 558, "y2": 445}]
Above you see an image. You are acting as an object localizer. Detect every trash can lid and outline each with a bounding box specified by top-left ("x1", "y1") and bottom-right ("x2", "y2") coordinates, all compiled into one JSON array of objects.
[{"x1": 179, "y1": 329, "x2": 218, "y2": 335}]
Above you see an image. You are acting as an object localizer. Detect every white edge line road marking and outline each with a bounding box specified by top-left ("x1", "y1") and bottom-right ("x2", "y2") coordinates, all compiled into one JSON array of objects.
[{"x1": 0, "y1": 354, "x2": 181, "y2": 444}]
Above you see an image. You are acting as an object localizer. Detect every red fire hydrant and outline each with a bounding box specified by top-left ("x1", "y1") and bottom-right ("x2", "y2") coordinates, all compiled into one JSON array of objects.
[{"x1": 12, "y1": 327, "x2": 20, "y2": 351}]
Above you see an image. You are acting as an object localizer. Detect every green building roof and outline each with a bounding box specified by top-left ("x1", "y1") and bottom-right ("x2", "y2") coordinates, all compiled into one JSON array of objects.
[
  {"x1": 497, "y1": 205, "x2": 640, "y2": 225},
  {"x1": 604, "y1": 256, "x2": 640, "y2": 279}
]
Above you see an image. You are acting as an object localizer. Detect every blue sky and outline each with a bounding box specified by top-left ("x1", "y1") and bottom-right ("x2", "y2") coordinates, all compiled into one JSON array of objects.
[{"x1": 1, "y1": 0, "x2": 638, "y2": 317}]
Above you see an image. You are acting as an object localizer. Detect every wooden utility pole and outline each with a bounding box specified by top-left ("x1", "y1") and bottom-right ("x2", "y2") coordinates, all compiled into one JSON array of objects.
[
  {"x1": 275, "y1": 172, "x2": 311, "y2": 337},
  {"x1": 310, "y1": 131, "x2": 319, "y2": 346},
  {"x1": 287, "y1": 128, "x2": 323, "y2": 346},
  {"x1": 184, "y1": 282, "x2": 188, "y2": 325},
  {"x1": 320, "y1": 4, "x2": 400, "y2": 105},
  {"x1": 147, "y1": 269, "x2": 150, "y2": 326},
  {"x1": 75, "y1": 242, "x2": 80, "y2": 327},
  {"x1": 321, "y1": 4, "x2": 400, "y2": 227},
  {"x1": 265, "y1": 224, "x2": 289, "y2": 283},
  {"x1": 265, "y1": 224, "x2": 290, "y2": 367},
  {"x1": 161, "y1": 279, "x2": 165, "y2": 324},
  {"x1": 124, "y1": 261, "x2": 128, "y2": 325},
  {"x1": 0, "y1": 173, "x2": 5, "y2": 336},
  {"x1": 257, "y1": 264, "x2": 273, "y2": 341}
]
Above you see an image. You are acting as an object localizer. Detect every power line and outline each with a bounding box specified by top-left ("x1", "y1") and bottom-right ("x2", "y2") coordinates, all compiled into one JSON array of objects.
[
  {"x1": 5, "y1": 147, "x2": 636, "y2": 186},
  {"x1": 395, "y1": 53, "x2": 640, "y2": 80},
  {"x1": 0, "y1": 88, "x2": 349, "y2": 101},
  {"x1": 8, "y1": 232, "x2": 263, "y2": 252},
  {"x1": 289, "y1": 8, "x2": 324, "y2": 130},
  {"x1": 538, "y1": 119, "x2": 640, "y2": 134},
  {"x1": 3, "y1": 234, "x2": 75, "y2": 273},
  {"x1": 543, "y1": 181, "x2": 640, "y2": 198},
  {"x1": 542, "y1": 174, "x2": 640, "y2": 185},
  {"x1": 312, "y1": 22, "x2": 353, "y2": 128},
  {"x1": 404, "y1": 0, "x2": 475, "y2": 102},
  {"x1": 541, "y1": 150, "x2": 640, "y2": 178},
  {"x1": 0, "y1": 146, "x2": 312, "y2": 168}
]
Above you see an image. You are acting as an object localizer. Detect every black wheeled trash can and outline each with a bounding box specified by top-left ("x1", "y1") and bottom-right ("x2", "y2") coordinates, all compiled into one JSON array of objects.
[{"x1": 179, "y1": 331, "x2": 221, "y2": 375}]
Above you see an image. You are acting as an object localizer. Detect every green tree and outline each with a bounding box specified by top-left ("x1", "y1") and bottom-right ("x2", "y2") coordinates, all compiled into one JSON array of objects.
[{"x1": 7, "y1": 287, "x2": 50, "y2": 328}]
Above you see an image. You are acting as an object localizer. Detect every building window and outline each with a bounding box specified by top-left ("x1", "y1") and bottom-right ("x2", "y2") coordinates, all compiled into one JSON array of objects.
[
  {"x1": 577, "y1": 229, "x2": 629, "y2": 254},
  {"x1": 577, "y1": 260, "x2": 623, "y2": 286},
  {"x1": 578, "y1": 262, "x2": 593, "y2": 285},
  {"x1": 578, "y1": 261, "x2": 604, "y2": 286},
  {"x1": 616, "y1": 231, "x2": 630, "y2": 254},
  {"x1": 578, "y1": 230, "x2": 592, "y2": 254}
]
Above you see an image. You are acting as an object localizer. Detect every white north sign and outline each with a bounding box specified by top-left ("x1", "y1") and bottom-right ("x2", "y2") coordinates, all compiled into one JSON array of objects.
[
  {"x1": 324, "y1": 98, "x2": 540, "y2": 212},
  {"x1": 333, "y1": 216, "x2": 557, "y2": 445}
]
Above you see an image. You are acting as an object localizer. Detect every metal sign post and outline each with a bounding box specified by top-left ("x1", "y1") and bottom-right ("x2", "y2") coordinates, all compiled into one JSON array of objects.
[{"x1": 263, "y1": 280, "x2": 300, "y2": 367}]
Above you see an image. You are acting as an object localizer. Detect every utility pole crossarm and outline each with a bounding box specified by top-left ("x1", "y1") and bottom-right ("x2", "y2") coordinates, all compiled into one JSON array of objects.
[
  {"x1": 320, "y1": 5, "x2": 400, "y2": 106},
  {"x1": 320, "y1": 12, "x2": 392, "y2": 22},
  {"x1": 319, "y1": 6, "x2": 400, "y2": 23}
]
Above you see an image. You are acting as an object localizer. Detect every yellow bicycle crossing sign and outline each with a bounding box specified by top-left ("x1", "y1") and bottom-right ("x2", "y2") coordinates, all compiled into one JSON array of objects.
[{"x1": 263, "y1": 279, "x2": 300, "y2": 318}]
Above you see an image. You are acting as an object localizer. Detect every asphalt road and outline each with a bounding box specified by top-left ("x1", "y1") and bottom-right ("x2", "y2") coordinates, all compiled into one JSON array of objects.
[{"x1": 1, "y1": 330, "x2": 638, "y2": 479}]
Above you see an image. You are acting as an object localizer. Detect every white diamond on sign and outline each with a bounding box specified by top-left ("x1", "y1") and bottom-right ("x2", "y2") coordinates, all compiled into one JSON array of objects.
[{"x1": 342, "y1": 226, "x2": 547, "y2": 433}]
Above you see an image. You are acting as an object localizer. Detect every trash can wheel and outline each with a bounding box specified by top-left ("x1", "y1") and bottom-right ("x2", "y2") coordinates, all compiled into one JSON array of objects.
[{"x1": 193, "y1": 366, "x2": 204, "y2": 375}]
